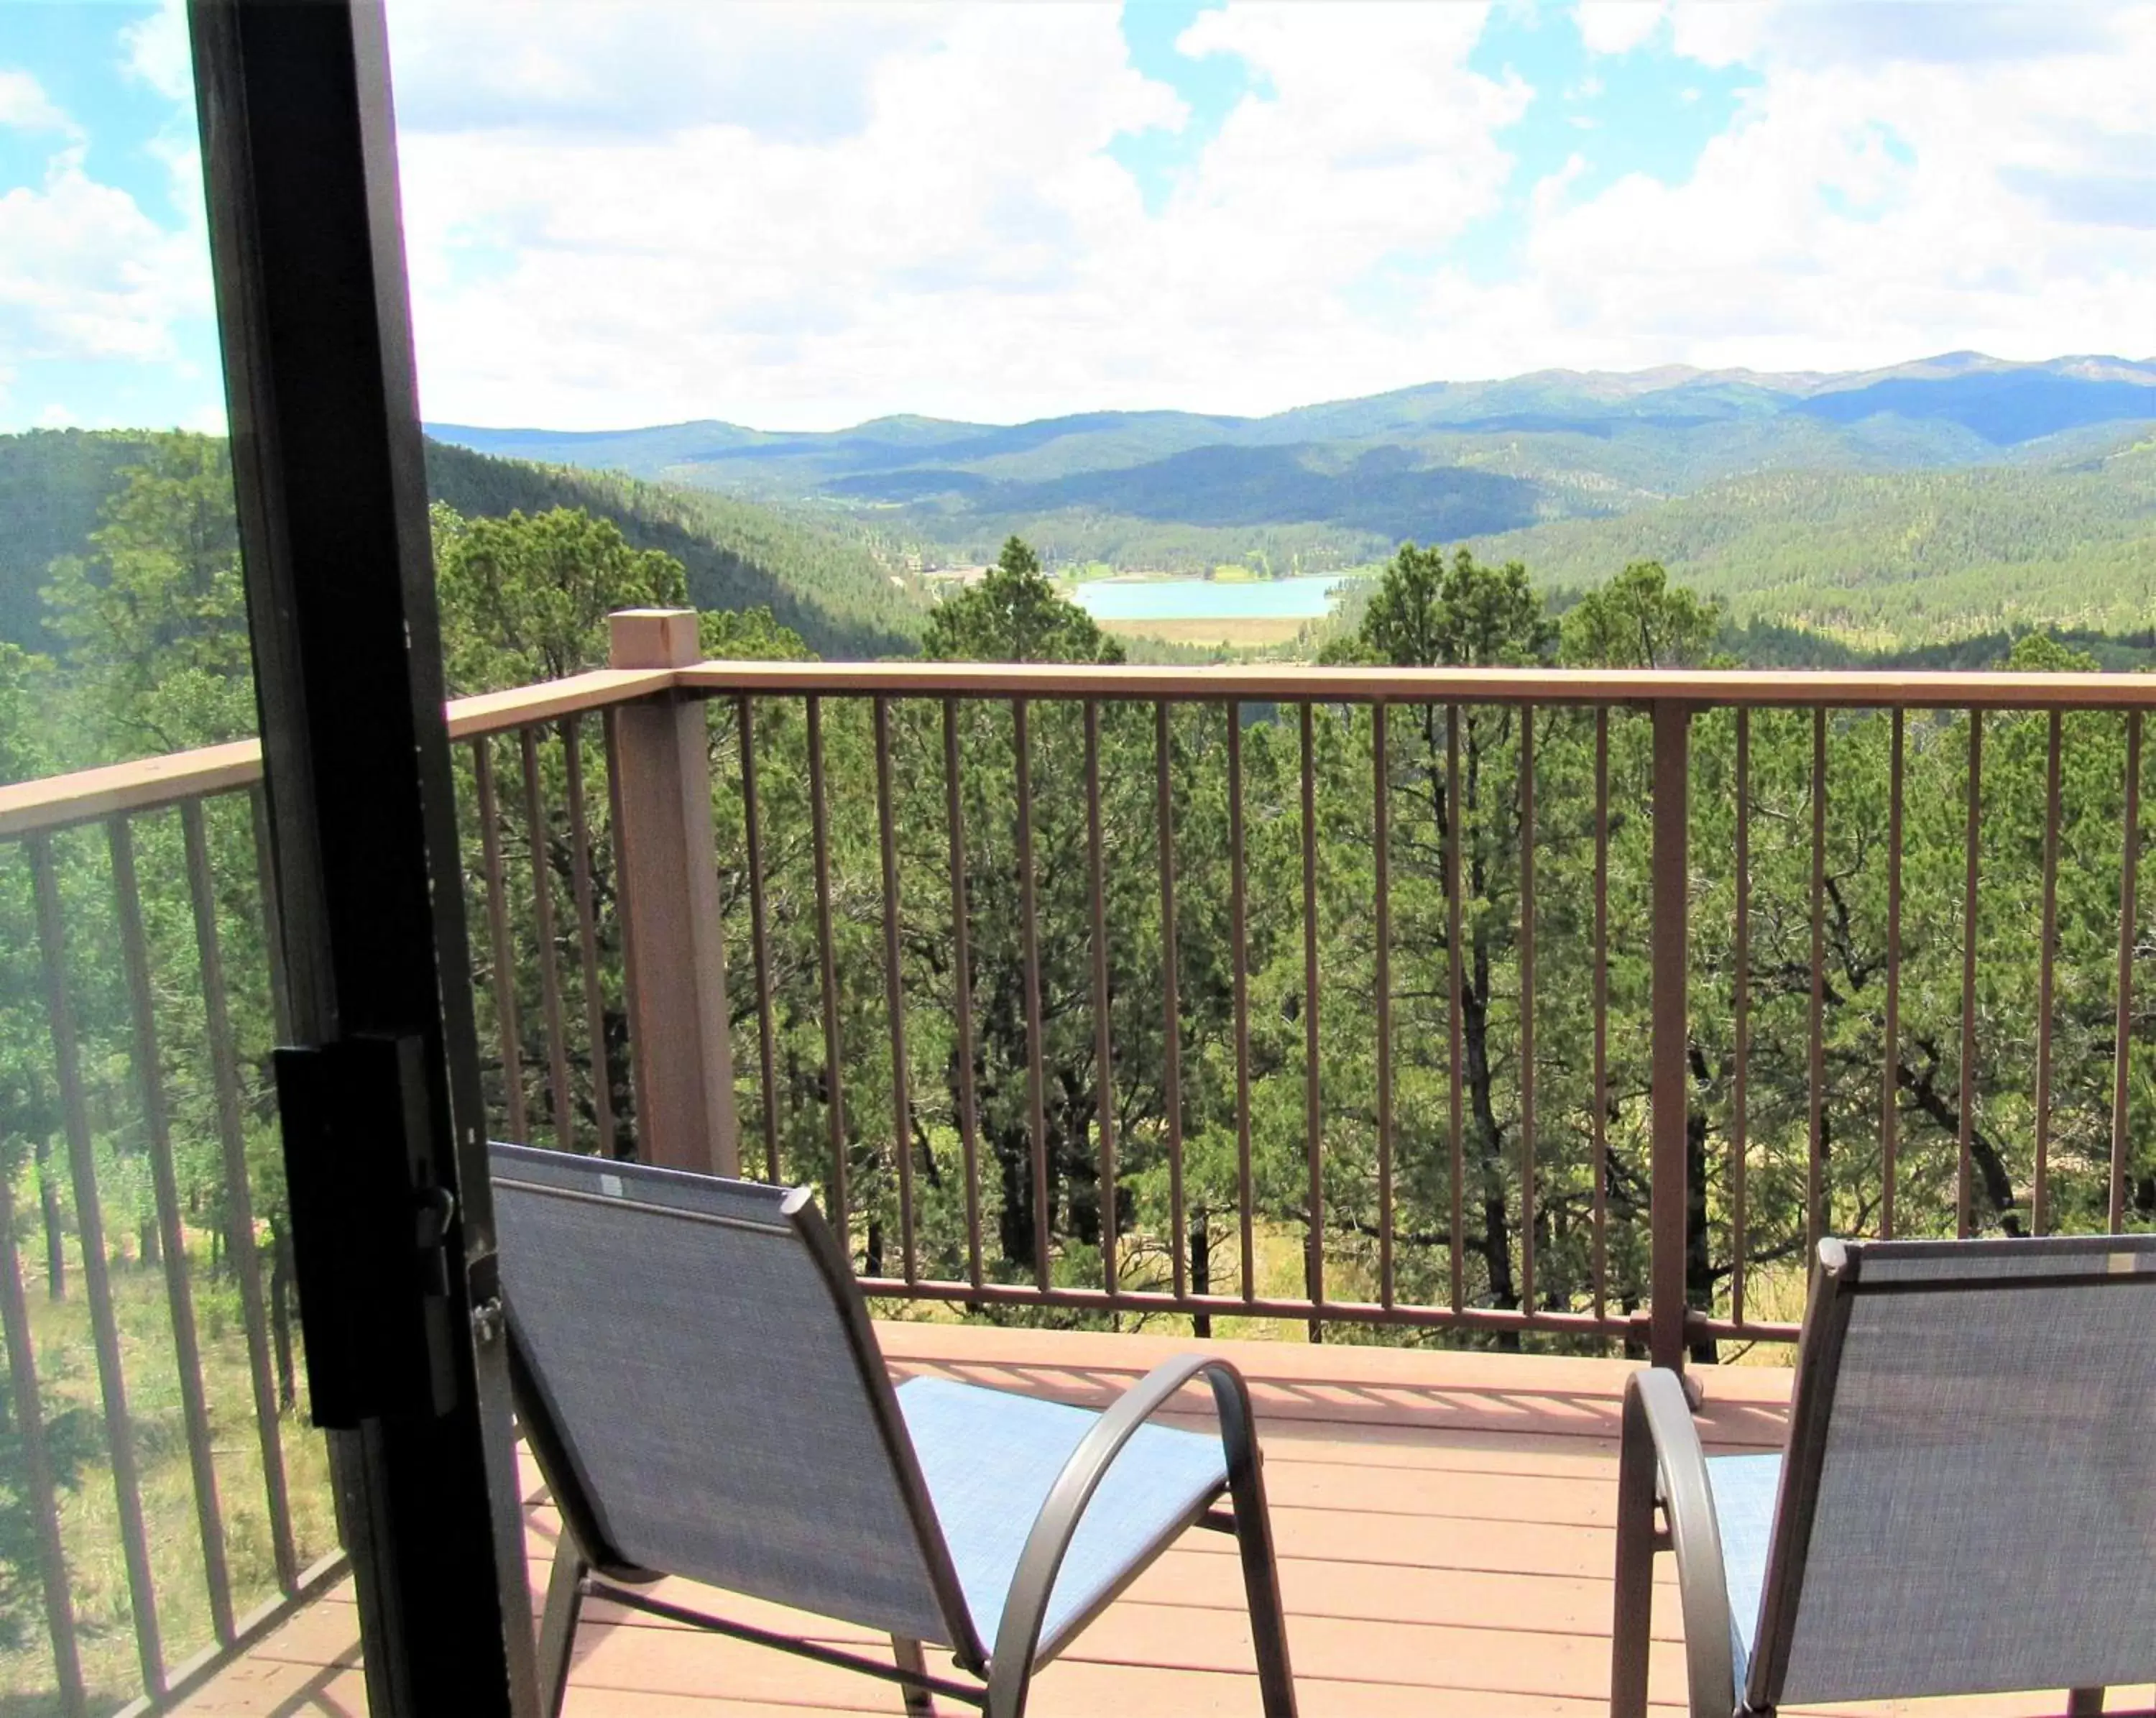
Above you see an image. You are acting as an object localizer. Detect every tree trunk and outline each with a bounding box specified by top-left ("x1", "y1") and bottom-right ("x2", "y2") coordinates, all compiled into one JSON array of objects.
[
  {"x1": 1466, "y1": 941, "x2": 1520, "y2": 1346},
  {"x1": 36, "y1": 1144, "x2": 64, "y2": 1302},
  {"x1": 1189, "y1": 1207, "x2": 1211, "y2": 1338},
  {"x1": 994, "y1": 1124, "x2": 1033, "y2": 1272},
  {"x1": 1686, "y1": 1045, "x2": 1720, "y2": 1364}
]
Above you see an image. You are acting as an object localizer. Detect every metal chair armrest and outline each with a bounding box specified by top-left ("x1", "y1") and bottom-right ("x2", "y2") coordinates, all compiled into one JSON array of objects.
[
  {"x1": 1625, "y1": 1367, "x2": 1737, "y2": 1718},
  {"x1": 984, "y1": 1354, "x2": 1257, "y2": 1718}
]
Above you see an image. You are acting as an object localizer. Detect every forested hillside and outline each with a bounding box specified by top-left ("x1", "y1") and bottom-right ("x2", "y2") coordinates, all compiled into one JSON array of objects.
[
  {"x1": 1465, "y1": 436, "x2": 2156, "y2": 644},
  {"x1": 423, "y1": 441, "x2": 919, "y2": 658},
  {"x1": 0, "y1": 430, "x2": 162, "y2": 648},
  {"x1": 430, "y1": 353, "x2": 2156, "y2": 644},
  {"x1": 0, "y1": 431, "x2": 923, "y2": 661},
  {"x1": 431, "y1": 352, "x2": 2156, "y2": 590}
]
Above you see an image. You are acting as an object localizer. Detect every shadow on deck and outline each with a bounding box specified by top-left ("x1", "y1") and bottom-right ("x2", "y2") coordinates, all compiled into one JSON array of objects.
[{"x1": 173, "y1": 1324, "x2": 2140, "y2": 1717}]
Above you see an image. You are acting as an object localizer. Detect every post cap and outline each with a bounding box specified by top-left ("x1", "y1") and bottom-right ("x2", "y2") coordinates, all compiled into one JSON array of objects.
[{"x1": 609, "y1": 607, "x2": 701, "y2": 670}]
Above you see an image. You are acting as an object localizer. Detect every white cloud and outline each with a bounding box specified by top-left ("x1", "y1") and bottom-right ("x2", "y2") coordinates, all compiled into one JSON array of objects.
[
  {"x1": 377, "y1": 0, "x2": 2156, "y2": 430},
  {"x1": 0, "y1": 69, "x2": 77, "y2": 136},
  {"x1": 0, "y1": 151, "x2": 211, "y2": 364},
  {"x1": 120, "y1": 0, "x2": 193, "y2": 104},
  {"x1": 387, "y1": 1, "x2": 958, "y2": 144},
  {"x1": 387, "y1": 0, "x2": 1532, "y2": 426},
  {"x1": 1509, "y1": 5, "x2": 2156, "y2": 375},
  {"x1": 1577, "y1": 2, "x2": 1668, "y2": 57}
]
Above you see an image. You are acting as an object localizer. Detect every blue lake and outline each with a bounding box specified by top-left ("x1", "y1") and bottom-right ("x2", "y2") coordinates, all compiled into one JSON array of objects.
[{"x1": 1071, "y1": 574, "x2": 1349, "y2": 621}]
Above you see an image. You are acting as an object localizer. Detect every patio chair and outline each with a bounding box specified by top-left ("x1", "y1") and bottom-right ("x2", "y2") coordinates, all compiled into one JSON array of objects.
[
  {"x1": 1612, "y1": 1233, "x2": 2156, "y2": 1718},
  {"x1": 487, "y1": 1142, "x2": 1297, "y2": 1718}
]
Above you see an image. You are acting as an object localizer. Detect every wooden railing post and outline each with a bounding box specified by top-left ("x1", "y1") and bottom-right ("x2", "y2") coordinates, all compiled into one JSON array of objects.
[
  {"x1": 1649, "y1": 700, "x2": 1691, "y2": 1375},
  {"x1": 607, "y1": 609, "x2": 738, "y2": 1175}
]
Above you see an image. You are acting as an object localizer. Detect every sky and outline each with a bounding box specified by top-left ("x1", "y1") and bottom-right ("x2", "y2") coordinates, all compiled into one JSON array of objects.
[{"x1": 2, "y1": 0, "x2": 2153, "y2": 435}]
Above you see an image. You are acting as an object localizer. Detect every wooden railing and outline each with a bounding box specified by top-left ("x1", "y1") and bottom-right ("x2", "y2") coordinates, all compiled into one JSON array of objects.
[
  {"x1": 7, "y1": 615, "x2": 2155, "y2": 1709},
  {"x1": 0, "y1": 663, "x2": 665, "y2": 1716},
  {"x1": 673, "y1": 646, "x2": 2156, "y2": 1370}
]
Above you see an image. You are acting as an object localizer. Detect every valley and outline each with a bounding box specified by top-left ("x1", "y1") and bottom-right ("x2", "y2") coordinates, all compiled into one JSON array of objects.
[
  {"x1": 428, "y1": 351, "x2": 2156, "y2": 658},
  {"x1": 6, "y1": 353, "x2": 2151, "y2": 676}
]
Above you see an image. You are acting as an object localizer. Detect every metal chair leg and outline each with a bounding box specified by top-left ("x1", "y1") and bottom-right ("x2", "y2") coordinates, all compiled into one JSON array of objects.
[
  {"x1": 536, "y1": 1540, "x2": 589, "y2": 1718},
  {"x1": 892, "y1": 1636, "x2": 937, "y2": 1717},
  {"x1": 1611, "y1": 1406, "x2": 1658, "y2": 1718},
  {"x1": 1226, "y1": 1466, "x2": 1296, "y2": 1713},
  {"x1": 982, "y1": 1653, "x2": 1035, "y2": 1718},
  {"x1": 1616, "y1": 1370, "x2": 1733, "y2": 1718}
]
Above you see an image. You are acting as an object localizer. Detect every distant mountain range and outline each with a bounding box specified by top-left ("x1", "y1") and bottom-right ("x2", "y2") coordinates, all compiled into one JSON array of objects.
[{"x1": 430, "y1": 352, "x2": 2156, "y2": 564}]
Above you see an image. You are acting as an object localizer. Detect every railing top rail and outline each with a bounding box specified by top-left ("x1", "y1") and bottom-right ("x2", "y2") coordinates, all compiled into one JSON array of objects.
[
  {"x1": 0, "y1": 739, "x2": 263, "y2": 841},
  {"x1": 0, "y1": 666, "x2": 675, "y2": 840},
  {"x1": 9, "y1": 655, "x2": 2154, "y2": 840},
  {"x1": 447, "y1": 666, "x2": 676, "y2": 738},
  {"x1": 678, "y1": 658, "x2": 2156, "y2": 710}
]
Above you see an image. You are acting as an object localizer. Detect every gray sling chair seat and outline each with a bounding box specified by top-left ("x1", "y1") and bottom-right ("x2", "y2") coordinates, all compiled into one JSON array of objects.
[
  {"x1": 1612, "y1": 1233, "x2": 2156, "y2": 1718},
  {"x1": 487, "y1": 1143, "x2": 1298, "y2": 1718}
]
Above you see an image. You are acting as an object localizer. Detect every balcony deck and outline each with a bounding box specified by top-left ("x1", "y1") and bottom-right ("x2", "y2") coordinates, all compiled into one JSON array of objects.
[{"x1": 174, "y1": 1324, "x2": 2138, "y2": 1718}]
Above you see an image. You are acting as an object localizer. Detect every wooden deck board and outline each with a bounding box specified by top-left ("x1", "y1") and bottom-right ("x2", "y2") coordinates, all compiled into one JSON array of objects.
[{"x1": 175, "y1": 1326, "x2": 2150, "y2": 1718}]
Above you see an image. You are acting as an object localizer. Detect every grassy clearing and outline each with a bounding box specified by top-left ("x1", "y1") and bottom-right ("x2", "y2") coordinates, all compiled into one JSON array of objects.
[
  {"x1": 873, "y1": 1218, "x2": 1800, "y2": 1366},
  {"x1": 1098, "y1": 616, "x2": 1309, "y2": 648},
  {"x1": 1, "y1": 1239, "x2": 338, "y2": 1711},
  {"x1": 1717, "y1": 1259, "x2": 1806, "y2": 1368}
]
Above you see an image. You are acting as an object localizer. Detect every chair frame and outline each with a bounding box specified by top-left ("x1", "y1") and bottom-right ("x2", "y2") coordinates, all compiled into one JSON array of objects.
[
  {"x1": 496, "y1": 1159, "x2": 1296, "y2": 1718},
  {"x1": 1612, "y1": 1235, "x2": 2136, "y2": 1718}
]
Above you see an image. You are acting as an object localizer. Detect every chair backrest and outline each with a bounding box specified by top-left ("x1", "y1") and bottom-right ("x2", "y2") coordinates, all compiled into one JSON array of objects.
[
  {"x1": 488, "y1": 1144, "x2": 977, "y2": 1658},
  {"x1": 1751, "y1": 1233, "x2": 2156, "y2": 1709}
]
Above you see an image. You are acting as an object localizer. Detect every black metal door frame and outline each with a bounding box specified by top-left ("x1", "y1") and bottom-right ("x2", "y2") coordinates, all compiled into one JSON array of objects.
[{"x1": 187, "y1": 2, "x2": 537, "y2": 1712}]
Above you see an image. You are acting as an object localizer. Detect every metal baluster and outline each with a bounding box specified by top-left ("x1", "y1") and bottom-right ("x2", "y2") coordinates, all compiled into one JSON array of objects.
[
  {"x1": 1593, "y1": 707, "x2": 1610, "y2": 1326},
  {"x1": 807, "y1": 697, "x2": 848, "y2": 1244},
  {"x1": 1373, "y1": 702, "x2": 1394, "y2": 1310},
  {"x1": 1732, "y1": 711, "x2": 1751, "y2": 1319},
  {"x1": 733, "y1": 698, "x2": 778, "y2": 1179},
  {"x1": 1156, "y1": 702, "x2": 1187, "y2": 1305},
  {"x1": 1808, "y1": 709, "x2": 1828, "y2": 1253},
  {"x1": 1015, "y1": 699, "x2": 1050, "y2": 1291},
  {"x1": 472, "y1": 739, "x2": 528, "y2": 1143},
  {"x1": 561, "y1": 719, "x2": 620, "y2": 1162},
  {"x1": 599, "y1": 707, "x2": 648, "y2": 1152},
  {"x1": 520, "y1": 727, "x2": 576, "y2": 1151},
  {"x1": 1446, "y1": 705, "x2": 1466, "y2": 1315},
  {"x1": 944, "y1": 700, "x2": 984, "y2": 1290},
  {"x1": 1301, "y1": 702, "x2": 1323, "y2": 1337},
  {"x1": 185, "y1": 799, "x2": 298, "y2": 1591},
  {"x1": 2112, "y1": 712, "x2": 2142, "y2": 1231},
  {"x1": 30, "y1": 835, "x2": 164, "y2": 1696},
  {"x1": 110, "y1": 815, "x2": 234, "y2": 1643},
  {"x1": 1519, "y1": 705, "x2": 1537, "y2": 1314},
  {"x1": 1084, "y1": 702, "x2": 1118, "y2": 1294},
  {"x1": 1648, "y1": 703, "x2": 1692, "y2": 1373},
  {"x1": 1881, "y1": 710, "x2": 1903, "y2": 1240},
  {"x1": 874, "y1": 699, "x2": 916, "y2": 1283},
  {"x1": 1959, "y1": 712, "x2": 1983, "y2": 1237},
  {"x1": 2034, "y1": 709, "x2": 2063, "y2": 1234},
  {"x1": 0, "y1": 1171, "x2": 85, "y2": 1717},
  {"x1": 1228, "y1": 702, "x2": 1255, "y2": 1301}
]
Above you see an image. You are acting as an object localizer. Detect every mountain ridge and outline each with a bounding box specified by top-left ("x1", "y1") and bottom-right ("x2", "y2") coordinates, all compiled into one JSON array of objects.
[
  {"x1": 426, "y1": 353, "x2": 2156, "y2": 567},
  {"x1": 431, "y1": 352, "x2": 2156, "y2": 451}
]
